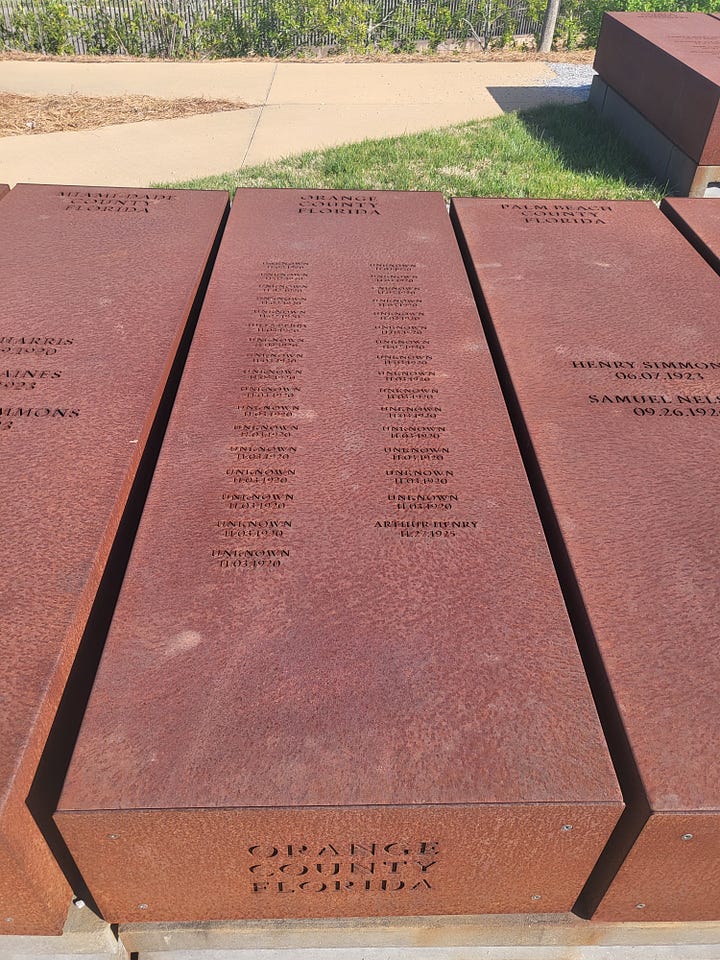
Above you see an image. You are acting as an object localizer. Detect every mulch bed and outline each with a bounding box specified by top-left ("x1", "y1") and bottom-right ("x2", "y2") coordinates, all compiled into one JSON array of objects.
[{"x1": 0, "y1": 92, "x2": 246, "y2": 137}]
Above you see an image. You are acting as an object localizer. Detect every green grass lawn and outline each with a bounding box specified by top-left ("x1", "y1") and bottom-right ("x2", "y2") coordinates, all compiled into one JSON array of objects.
[{"x1": 159, "y1": 102, "x2": 665, "y2": 201}]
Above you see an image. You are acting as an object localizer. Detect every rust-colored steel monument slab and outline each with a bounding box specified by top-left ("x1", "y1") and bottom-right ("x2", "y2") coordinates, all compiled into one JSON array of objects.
[
  {"x1": 56, "y1": 188, "x2": 621, "y2": 925},
  {"x1": 452, "y1": 197, "x2": 720, "y2": 922},
  {"x1": 661, "y1": 197, "x2": 720, "y2": 275},
  {"x1": 593, "y1": 12, "x2": 720, "y2": 164},
  {"x1": 0, "y1": 183, "x2": 228, "y2": 934}
]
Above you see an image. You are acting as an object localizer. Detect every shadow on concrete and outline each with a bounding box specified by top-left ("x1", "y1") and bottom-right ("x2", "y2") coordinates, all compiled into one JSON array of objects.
[{"x1": 487, "y1": 85, "x2": 590, "y2": 113}]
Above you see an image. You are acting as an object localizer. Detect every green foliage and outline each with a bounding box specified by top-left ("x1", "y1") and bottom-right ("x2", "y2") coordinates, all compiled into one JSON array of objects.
[
  {"x1": 0, "y1": 0, "x2": 193, "y2": 55},
  {"x1": 3, "y1": 0, "x2": 717, "y2": 56},
  {"x1": 0, "y1": 0, "x2": 720, "y2": 57},
  {"x1": 0, "y1": 0, "x2": 535, "y2": 56},
  {"x1": 462, "y1": 0, "x2": 520, "y2": 47},
  {"x1": 190, "y1": 0, "x2": 247, "y2": 55},
  {"x1": 1, "y1": 0, "x2": 82, "y2": 54}
]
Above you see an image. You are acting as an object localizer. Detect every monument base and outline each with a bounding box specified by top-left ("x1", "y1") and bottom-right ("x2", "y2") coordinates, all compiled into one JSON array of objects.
[
  {"x1": 118, "y1": 913, "x2": 720, "y2": 959},
  {"x1": 1, "y1": 899, "x2": 128, "y2": 959},
  {"x1": 589, "y1": 76, "x2": 720, "y2": 197}
]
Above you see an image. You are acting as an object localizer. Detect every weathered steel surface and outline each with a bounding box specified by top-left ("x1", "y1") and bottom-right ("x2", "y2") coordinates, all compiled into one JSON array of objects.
[
  {"x1": 661, "y1": 197, "x2": 720, "y2": 275},
  {"x1": 0, "y1": 183, "x2": 228, "y2": 934},
  {"x1": 451, "y1": 197, "x2": 720, "y2": 922},
  {"x1": 592, "y1": 813, "x2": 720, "y2": 921},
  {"x1": 56, "y1": 188, "x2": 621, "y2": 924},
  {"x1": 593, "y1": 12, "x2": 720, "y2": 164}
]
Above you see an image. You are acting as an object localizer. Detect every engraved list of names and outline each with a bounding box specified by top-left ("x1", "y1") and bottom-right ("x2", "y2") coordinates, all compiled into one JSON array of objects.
[{"x1": 55, "y1": 188, "x2": 621, "y2": 923}]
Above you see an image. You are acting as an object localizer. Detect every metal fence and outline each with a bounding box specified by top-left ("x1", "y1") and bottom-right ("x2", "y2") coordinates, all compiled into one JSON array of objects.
[{"x1": 0, "y1": 0, "x2": 542, "y2": 56}]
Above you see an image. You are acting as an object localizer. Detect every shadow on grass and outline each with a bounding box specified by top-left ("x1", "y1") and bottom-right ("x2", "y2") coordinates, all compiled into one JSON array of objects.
[
  {"x1": 512, "y1": 100, "x2": 668, "y2": 194},
  {"x1": 160, "y1": 99, "x2": 668, "y2": 201}
]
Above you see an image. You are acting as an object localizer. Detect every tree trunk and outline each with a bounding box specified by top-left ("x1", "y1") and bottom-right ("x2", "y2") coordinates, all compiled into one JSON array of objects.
[{"x1": 538, "y1": 0, "x2": 560, "y2": 52}]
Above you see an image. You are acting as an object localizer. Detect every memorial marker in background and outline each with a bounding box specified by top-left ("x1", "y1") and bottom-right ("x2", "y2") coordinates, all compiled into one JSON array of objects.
[
  {"x1": 452, "y1": 197, "x2": 720, "y2": 922},
  {"x1": 594, "y1": 12, "x2": 720, "y2": 164},
  {"x1": 56, "y1": 188, "x2": 621, "y2": 924},
  {"x1": 661, "y1": 197, "x2": 720, "y2": 275},
  {"x1": 590, "y1": 12, "x2": 720, "y2": 196},
  {"x1": 0, "y1": 183, "x2": 228, "y2": 934}
]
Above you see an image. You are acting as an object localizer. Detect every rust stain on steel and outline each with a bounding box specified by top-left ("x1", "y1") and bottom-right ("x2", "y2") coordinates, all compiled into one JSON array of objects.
[
  {"x1": 593, "y1": 12, "x2": 720, "y2": 165},
  {"x1": 661, "y1": 197, "x2": 720, "y2": 276},
  {"x1": 0, "y1": 183, "x2": 228, "y2": 934},
  {"x1": 451, "y1": 196, "x2": 720, "y2": 922},
  {"x1": 55, "y1": 188, "x2": 621, "y2": 924}
]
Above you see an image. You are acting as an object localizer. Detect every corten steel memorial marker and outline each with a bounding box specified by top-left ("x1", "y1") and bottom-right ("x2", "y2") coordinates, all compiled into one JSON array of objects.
[
  {"x1": 56, "y1": 188, "x2": 621, "y2": 925},
  {"x1": 661, "y1": 197, "x2": 720, "y2": 276},
  {"x1": 0, "y1": 183, "x2": 228, "y2": 934},
  {"x1": 451, "y1": 197, "x2": 720, "y2": 922},
  {"x1": 590, "y1": 12, "x2": 720, "y2": 197}
]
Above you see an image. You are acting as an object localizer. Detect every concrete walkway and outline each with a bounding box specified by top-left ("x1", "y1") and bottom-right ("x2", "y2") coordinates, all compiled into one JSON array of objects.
[{"x1": 0, "y1": 60, "x2": 583, "y2": 187}]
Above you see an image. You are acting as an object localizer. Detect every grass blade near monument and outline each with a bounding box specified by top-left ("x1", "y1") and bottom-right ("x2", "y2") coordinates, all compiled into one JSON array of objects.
[{"x1": 160, "y1": 104, "x2": 665, "y2": 200}]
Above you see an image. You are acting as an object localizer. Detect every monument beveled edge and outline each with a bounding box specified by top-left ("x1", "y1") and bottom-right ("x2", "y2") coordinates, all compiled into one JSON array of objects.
[
  {"x1": 55, "y1": 188, "x2": 622, "y2": 925},
  {"x1": 661, "y1": 197, "x2": 720, "y2": 276},
  {"x1": 593, "y1": 12, "x2": 720, "y2": 164},
  {"x1": 0, "y1": 185, "x2": 10, "y2": 201},
  {"x1": 0, "y1": 183, "x2": 228, "y2": 934},
  {"x1": 451, "y1": 197, "x2": 720, "y2": 922}
]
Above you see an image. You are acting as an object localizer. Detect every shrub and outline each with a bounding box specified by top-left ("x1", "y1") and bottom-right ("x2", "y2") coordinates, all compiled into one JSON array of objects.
[
  {"x1": 0, "y1": 0, "x2": 544, "y2": 54},
  {"x1": 1, "y1": 0, "x2": 82, "y2": 54}
]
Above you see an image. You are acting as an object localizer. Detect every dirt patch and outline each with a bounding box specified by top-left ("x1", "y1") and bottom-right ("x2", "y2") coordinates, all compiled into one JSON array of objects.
[
  {"x1": 0, "y1": 92, "x2": 246, "y2": 137},
  {"x1": 0, "y1": 48, "x2": 595, "y2": 64},
  {"x1": 291, "y1": 47, "x2": 595, "y2": 62}
]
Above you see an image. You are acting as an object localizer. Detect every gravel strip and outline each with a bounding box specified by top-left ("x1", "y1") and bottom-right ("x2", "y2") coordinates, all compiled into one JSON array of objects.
[{"x1": 542, "y1": 61, "x2": 596, "y2": 99}]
